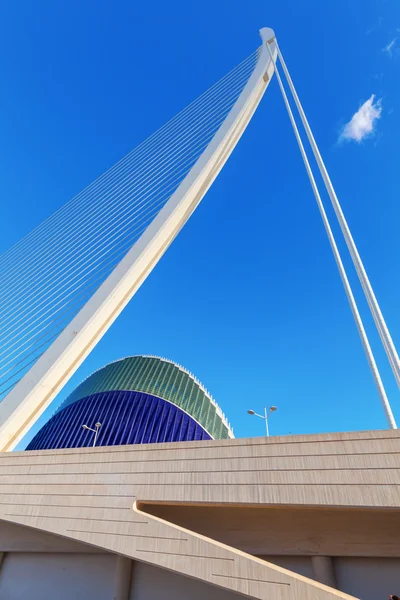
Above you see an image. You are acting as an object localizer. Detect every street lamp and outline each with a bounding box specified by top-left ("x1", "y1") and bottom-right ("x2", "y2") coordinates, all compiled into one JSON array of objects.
[
  {"x1": 247, "y1": 406, "x2": 277, "y2": 437},
  {"x1": 82, "y1": 421, "x2": 102, "y2": 447}
]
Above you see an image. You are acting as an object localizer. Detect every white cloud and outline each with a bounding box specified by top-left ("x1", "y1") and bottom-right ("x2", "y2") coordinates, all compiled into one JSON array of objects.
[
  {"x1": 383, "y1": 37, "x2": 397, "y2": 56},
  {"x1": 340, "y1": 95, "x2": 382, "y2": 143}
]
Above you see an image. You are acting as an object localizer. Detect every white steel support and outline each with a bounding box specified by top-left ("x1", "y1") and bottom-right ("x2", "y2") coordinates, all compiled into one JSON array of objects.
[
  {"x1": 277, "y1": 45, "x2": 400, "y2": 389},
  {"x1": 0, "y1": 28, "x2": 278, "y2": 451},
  {"x1": 267, "y1": 42, "x2": 396, "y2": 429}
]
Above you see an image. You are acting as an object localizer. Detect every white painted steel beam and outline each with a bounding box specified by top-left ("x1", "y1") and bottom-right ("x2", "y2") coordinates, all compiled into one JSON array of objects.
[
  {"x1": 0, "y1": 28, "x2": 277, "y2": 451},
  {"x1": 277, "y1": 45, "x2": 400, "y2": 389},
  {"x1": 266, "y1": 42, "x2": 396, "y2": 429}
]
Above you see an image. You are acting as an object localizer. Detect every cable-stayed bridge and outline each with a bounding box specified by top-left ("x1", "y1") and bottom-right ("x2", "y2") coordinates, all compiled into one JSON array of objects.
[{"x1": 0, "y1": 27, "x2": 398, "y2": 451}]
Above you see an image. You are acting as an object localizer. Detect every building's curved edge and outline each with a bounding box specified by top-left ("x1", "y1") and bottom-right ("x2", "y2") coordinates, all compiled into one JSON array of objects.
[
  {"x1": 56, "y1": 355, "x2": 234, "y2": 438},
  {"x1": 27, "y1": 390, "x2": 215, "y2": 450},
  {"x1": 141, "y1": 355, "x2": 233, "y2": 437}
]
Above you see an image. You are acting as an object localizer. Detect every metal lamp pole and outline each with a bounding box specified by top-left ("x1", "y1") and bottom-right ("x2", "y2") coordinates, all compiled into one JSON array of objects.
[
  {"x1": 82, "y1": 421, "x2": 102, "y2": 447},
  {"x1": 247, "y1": 406, "x2": 277, "y2": 437}
]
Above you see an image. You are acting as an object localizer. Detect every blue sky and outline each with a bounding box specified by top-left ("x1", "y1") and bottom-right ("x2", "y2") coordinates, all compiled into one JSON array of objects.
[{"x1": 0, "y1": 0, "x2": 399, "y2": 445}]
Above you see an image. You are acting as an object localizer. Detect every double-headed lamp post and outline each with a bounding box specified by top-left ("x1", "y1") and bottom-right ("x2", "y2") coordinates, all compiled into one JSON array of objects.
[
  {"x1": 247, "y1": 406, "x2": 277, "y2": 437},
  {"x1": 82, "y1": 421, "x2": 102, "y2": 447}
]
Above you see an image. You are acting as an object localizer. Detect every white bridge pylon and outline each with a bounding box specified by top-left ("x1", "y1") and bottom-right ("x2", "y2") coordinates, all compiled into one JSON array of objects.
[
  {"x1": 0, "y1": 28, "x2": 278, "y2": 451},
  {"x1": 1, "y1": 26, "x2": 398, "y2": 451}
]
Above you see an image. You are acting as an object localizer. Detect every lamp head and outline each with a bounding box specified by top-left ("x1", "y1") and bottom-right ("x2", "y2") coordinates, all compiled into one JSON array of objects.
[
  {"x1": 95, "y1": 422, "x2": 102, "y2": 428},
  {"x1": 247, "y1": 410, "x2": 255, "y2": 415},
  {"x1": 270, "y1": 406, "x2": 277, "y2": 412}
]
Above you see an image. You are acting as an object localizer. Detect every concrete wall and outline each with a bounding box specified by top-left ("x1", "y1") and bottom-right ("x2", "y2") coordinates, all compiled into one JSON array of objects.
[
  {"x1": 0, "y1": 553, "x2": 115, "y2": 600},
  {"x1": 1, "y1": 552, "x2": 400, "y2": 600},
  {"x1": 0, "y1": 552, "x2": 248, "y2": 600},
  {"x1": 261, "y1": 556, "x2": 314, "y2": 579},
  {"x1": 144, "y1": 504, "x2": 400, "y2": 557},
  {"x1": 262, "y1": 555, "x2": 400, "y2": 599},
  {"x1": 130, "y1": 561, "x2": 244, "y2": 600},
  {"x1": 1, "y1": 430, "x2": 400, "y2": 600},
  {"x1": 335, "y1": 558, "x2": 400, "y2": 600},
  {"x1": 0, "y1": 519, "x2": 105, "y2": 553}
]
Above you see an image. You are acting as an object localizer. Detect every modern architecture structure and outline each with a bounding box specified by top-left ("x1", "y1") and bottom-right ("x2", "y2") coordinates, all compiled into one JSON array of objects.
[
  {"x1": 26, "y1": 356, "x2": 233, "y2": 450},
  {"x1": 0, "y1": 25, "x2": 399, "y2": 600},
  {"x1": 0, "y1": 24, "x2": 398, "y2": 452},
  {"x1": 0, "y1": 28, "x2": 279, "y2": 452},
  {"x1": 1, "y1": 430, "x2": 400, "y2": 600}
]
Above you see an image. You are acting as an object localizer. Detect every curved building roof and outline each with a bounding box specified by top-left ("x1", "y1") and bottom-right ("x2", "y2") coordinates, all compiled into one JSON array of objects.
[
  {"x1": 57, "y1": 355, "x2": 233, "y2": 440},
  {"x1": 27, "y1": 389, "x2": 212, "y2": 450}
]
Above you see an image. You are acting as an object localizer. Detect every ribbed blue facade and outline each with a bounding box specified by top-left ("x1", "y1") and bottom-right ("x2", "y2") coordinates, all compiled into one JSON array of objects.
[{"x1": 27, "y1": 390, "x2": 211, "y2": 450}]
